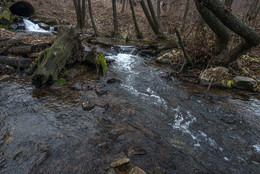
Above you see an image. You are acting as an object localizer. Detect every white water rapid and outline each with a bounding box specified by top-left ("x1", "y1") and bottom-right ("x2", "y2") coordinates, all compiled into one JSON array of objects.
[{"x1": 23, "y1": 19, "x2": 49, "y2": 33}]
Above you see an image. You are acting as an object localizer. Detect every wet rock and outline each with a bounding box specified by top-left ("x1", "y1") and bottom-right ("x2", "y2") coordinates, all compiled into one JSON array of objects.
[
  {"x1": 109, "y1": 157, "x2": 130, "y2": 168},
  {"x1": 31, "y1": 18, "x2": 39, "y2": 23},
  {"x1": 107, "y1": 78, "x2": 121, "y2": 84},
  {"x1": 233, "y1": 76, "x2": 257, "y2": 91},
  {"x1": 199, "y1": 67, "x2": 232, "y2": 87},
  {"x1": 130, "y1": 167, "x2": 146, "y2": 174},
  {"x1": 106, "y1": 57, "x2": 116, "y2": 64},
  {"x1": 0, "y1": 74, "x2": 10, "y2": 82},
  {"x1": 151, "y1": 167, "x2": 164, "y2": 174},
  {"x1": 52, "y1": 78, "x2": 67, "y2": 87},
  {"x1": 82, "y1": 101, "x2": 95, "y2": 111},
  {"x1": 107, "y1": 168, "x2": 118, "y2": 174},
  {"x1": 38, "y1": 23, "x2": 50, "y2": 30},
  {"x1": 95, "y1": 86, "x2": 107, "y2": 96},
  {"x1": 128, "y1": 146, "x2": 147, "y2": 156},
  {"x1": 9, "y1": 23, "x2": 17, "y2": 30}
]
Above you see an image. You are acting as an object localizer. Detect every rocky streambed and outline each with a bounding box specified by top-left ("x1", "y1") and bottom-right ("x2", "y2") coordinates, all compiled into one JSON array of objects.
[{"x1": 0, "y1": 46, "x2": 260, "y2": 173}]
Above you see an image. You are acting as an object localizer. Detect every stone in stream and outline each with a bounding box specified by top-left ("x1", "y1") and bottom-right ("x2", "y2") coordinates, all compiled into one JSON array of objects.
[
  {"x1": 129, "y1": 167, "x2": 146, "y2": 174},
  {"x1": 233, "y1": 76, "x2": 257, "y2": 91},
  {"x1": 0, "y1": 74, "x2": 10, "y2": 82},
  {"x1": 38, "y1": 23, "x2": 50, "y2": 30},
  {"x1": 107, "y1": 78, "x2": 121, "y2": 84},
  {"x1": 95, "y1": 86, "x2": 107, "y2": 96},
  {"x1": 107, "y1": 168, "x2": 118, "y2": 174},
  {"x1": 82, "y1": 101, "x2": 95, "y2": 111},
  {"x1": 109, "y1": 157, "x2": 130, "y2": 168}
]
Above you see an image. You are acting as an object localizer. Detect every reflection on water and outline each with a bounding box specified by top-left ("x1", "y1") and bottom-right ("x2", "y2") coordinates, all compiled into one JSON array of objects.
[{"x1": 1, "y1": 49, "x2": 260, "y2": 173}]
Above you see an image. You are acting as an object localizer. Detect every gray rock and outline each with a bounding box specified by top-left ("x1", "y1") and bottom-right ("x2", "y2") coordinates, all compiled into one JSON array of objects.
[
  {"x1": 130, "y1": 167, "x2": 146, "y2": 174},
  {"x1": 38, "y1": 23, "x2": 50, "y2": 30},
  {"x1": 233, "y1": 76, "x2": 257, "y2": 91}
]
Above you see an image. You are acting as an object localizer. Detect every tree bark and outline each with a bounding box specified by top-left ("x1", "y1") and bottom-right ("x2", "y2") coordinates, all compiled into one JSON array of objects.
[
  {"x1": 112, "y1": 0, "x2": 119, "y2": 36},
  {"x1": 194, "y1": 0, "x2": 230, "y2": 54},
  {"x1": 88, "y1": 0, "x2": 98, "y2": 36},
  {"x1": 157, "y1": 0, "x2": 161, "y2": 29},
  {"x1": 199, "y1": 0, "x2": 260, "y2": 46},
  {"x1": 130, "y1": 0, "x2": 143, "y2": 39},
  {"x1": 181, "y1": 0, "x2": 190, "y2": 33},
  {"x1": 31, "y1": 28, "x2": 81, "y2": 87}
]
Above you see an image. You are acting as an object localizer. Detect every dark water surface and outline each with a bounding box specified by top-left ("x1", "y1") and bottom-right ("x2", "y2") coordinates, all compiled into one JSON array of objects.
[{"x1": 0, "y1": 47, "x2": 260, "y2": 173}]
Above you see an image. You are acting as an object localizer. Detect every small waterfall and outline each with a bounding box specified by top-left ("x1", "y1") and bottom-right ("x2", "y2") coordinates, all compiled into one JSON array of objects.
[{"x1": 23, "y1": 19, "x2": 49, "y2": 33}]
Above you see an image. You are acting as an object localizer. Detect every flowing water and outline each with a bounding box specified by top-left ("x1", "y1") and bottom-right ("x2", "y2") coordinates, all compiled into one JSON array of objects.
[
  {"x1": 0, "y1": 46, "x2": 260, "y2": 173},
  {"x1": 23, "y1": 19, "x2": 54, "y2": 33}
]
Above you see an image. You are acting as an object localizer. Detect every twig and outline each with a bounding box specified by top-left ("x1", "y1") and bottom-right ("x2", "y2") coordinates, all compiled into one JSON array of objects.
[{"x1": 175, "y1": 28, "x2": 192, "y2": 66}]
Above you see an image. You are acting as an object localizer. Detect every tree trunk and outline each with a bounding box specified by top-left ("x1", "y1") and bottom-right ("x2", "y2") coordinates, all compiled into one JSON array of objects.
[
  {"x1": 88, "y1": 0, "x2": 98, "y2": 36},
  {"x1": 196, "y1": 0, "x2": 260, "y2": 65},
  {"x1": 31, "y1": 28, "x2": 81, "y2": 87},
  {"x1": 121, "y1": 0, "x2": 126, "y2": 13},
  {"x1": 129, "y1": 0, "x2": 143, "y2": 39},
  {"x1": 73, "y1": 0, "x2": 86, "y2": 29},
  {"x1": 112, "y1": 0, "x2": 119, "y2": 36},
  {"x1": 181, "y1": 0, "x2": 190, "y2": 33},
  {"x1": 194, "y1": 0, "x2": 230, "y2": 54},
  {"x1": 157, "y1": 0, "x2": 161, "y2": 29},
  {"x1": 199, "y1": 0, "x2": 260, "y2": 46}
]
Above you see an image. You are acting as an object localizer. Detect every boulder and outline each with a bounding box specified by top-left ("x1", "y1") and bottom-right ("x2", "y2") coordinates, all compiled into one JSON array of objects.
[
  {"x1": 199, "y1": 67, "x2": 232, "y2": 87},
  {"x1": 0, "y1": 8, "x2": 13, "y2": 29},
  {"x1": 155, "y1": 52, "x2": 174, "y2": 64},
  {"x1": 38, "y1": 23, "x2": 50, "y2": 30},
  {"x1": 130, "y1": 167, "x2": 146, "y2": 174},
  {"x1": 233, "y1": 76, "x2": 257, "y2": 91},
  {"x1": 82, "y1": 101, "x2": 95, "y2": 111}
]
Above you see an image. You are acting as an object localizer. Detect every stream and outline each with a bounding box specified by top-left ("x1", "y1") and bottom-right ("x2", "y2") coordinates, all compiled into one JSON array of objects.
[{"x1": 0, "y1": 46, "x2": 260, "y2": 173}]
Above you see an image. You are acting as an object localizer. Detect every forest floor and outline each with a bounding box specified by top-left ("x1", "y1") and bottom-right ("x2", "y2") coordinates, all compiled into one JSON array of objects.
[{"x1": 0, "y1": 0, "x2": 259, "y2": 91}]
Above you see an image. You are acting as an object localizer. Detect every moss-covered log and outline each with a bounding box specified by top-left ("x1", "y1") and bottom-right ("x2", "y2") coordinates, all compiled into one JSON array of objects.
[{"x1": 31, "y1": 28, "x2": 81, "y2": 87}]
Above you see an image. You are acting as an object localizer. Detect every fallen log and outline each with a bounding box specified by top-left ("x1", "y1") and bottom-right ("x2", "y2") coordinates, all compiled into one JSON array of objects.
[
  {"x1": 31, "y1": 28, "x2": 81, "y2": 87},
  {"x1": 0, "y1": 56, "x2": 33, "y2": 70},
  {"x1": 7, "y1": 43, "x2": 51, "y2": 57}
]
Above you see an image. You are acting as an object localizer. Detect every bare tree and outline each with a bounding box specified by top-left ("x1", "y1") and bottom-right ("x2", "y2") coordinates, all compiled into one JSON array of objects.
[
  {"x1": 130, "y1": 0, "x2": 143, "y2": 39},
  {"x1": 194, "y1": 0, "x2": 260, "y2": 65},
  {"x1": 112, "y1": 0, "x2": 119, "y2": 36},
  {"x1": 73, "y1": 0, "x2": 86, "y2": 29},
  {"x1": 87, "y1": 0, "x2": 98, "y2": 36},
  {"x1": 140, "y1": 0, "x2": 165, "y2": 39}
]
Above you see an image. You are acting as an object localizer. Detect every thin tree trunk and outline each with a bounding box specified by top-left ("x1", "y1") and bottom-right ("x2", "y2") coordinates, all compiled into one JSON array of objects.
[
  {"x1": 81, "y1": 0, "x2": 86, "y2": 28},
  {"x1": 88, "y1": 0, "x2": 98, "y2": 36},
  {"x1": 130, "y1": 0, "x2": 143, "y2": 39},
  {"x1": 73, "y1": 0, "x2": 81, "y2": 28},
  {"x1": 121, "y1": 0, "x2": 126, "y2": 13},
  {"x1": 112, "y1": 0, "x2": 119, "y2": 36},
  {"x1": 181, "y1": 0, "x2": 190, "y2": 33},
  {"x1": 140, "y1": 0, "x2": 158, "y2": 35},
  {"x1": 157, "y1": 0, "x2": 161, "y2": 29},
  {"x1": 147, "y1": 0, "x2": 159, "y2": 29}
]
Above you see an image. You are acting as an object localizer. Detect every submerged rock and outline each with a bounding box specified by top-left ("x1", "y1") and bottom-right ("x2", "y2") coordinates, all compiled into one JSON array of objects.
[
  {"x1": 109, "y1": 157, "x2": 130, "y2": 168},
  {"x1": 82, "y1": 101, "x2": 95, "y2": 111},
  {"x1": 130, "y1": 167, "x2": 146, "y2": 174},
  {"x1": 233, "y1": 76, "x2": 257, "y2": 91}
]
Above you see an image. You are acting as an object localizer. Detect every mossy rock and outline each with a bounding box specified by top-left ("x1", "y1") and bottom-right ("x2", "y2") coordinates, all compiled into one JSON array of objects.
[
  {"x1": 0, "y1": 8, "x2": 12, "y2": 29},
  {"x1": 97, "y1": 52, "x2": 107, "y2": 75},
  {"x1": 53, "y1": 78, "x2": 68, "y2": 87}
]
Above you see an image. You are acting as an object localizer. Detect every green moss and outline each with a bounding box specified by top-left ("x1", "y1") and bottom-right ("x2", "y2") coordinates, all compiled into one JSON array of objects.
[
  {"x1": 97, "y1": 52, "x2": 107, "y2": 75},
  {"x1": 53, "y1": 78, "x2": 67, "y2": 86},
  {"x1": 227, "y1": 80, "x2": 234, "y2": 88}
]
